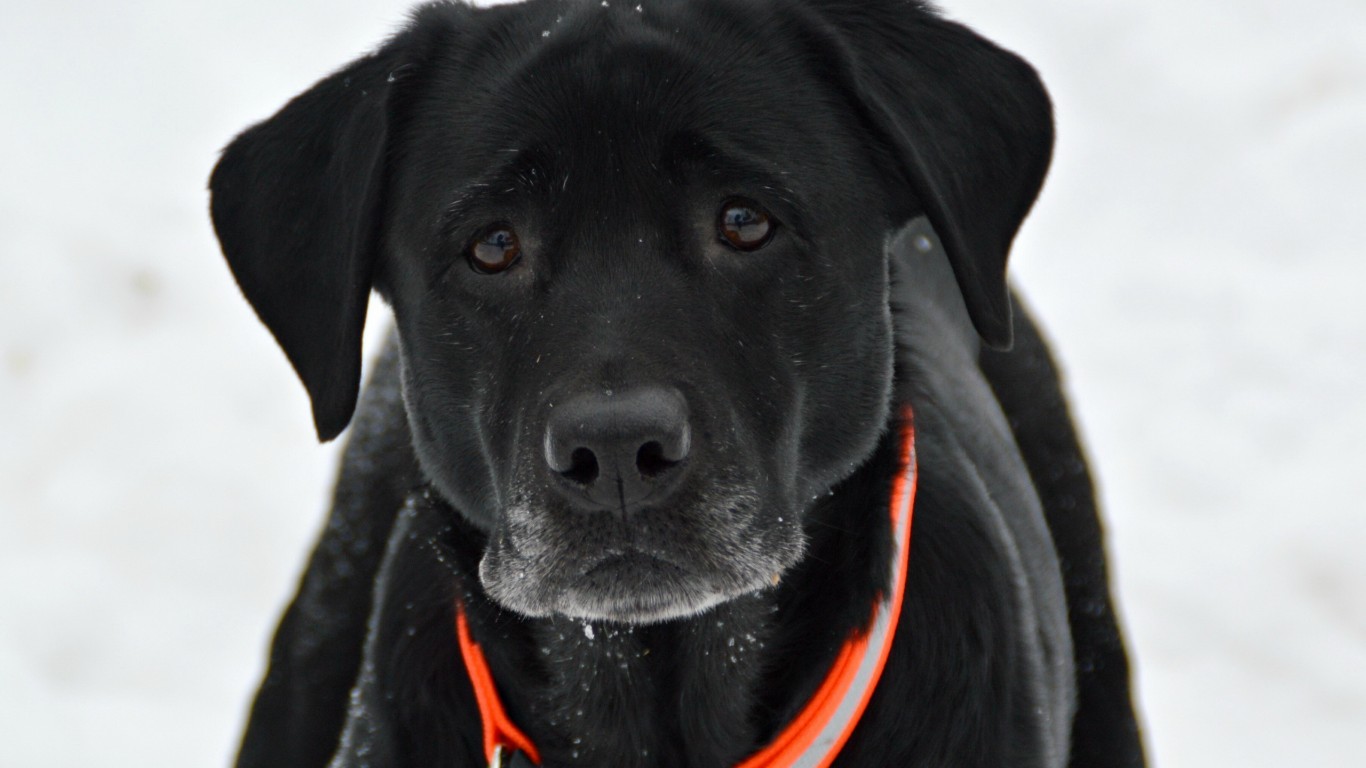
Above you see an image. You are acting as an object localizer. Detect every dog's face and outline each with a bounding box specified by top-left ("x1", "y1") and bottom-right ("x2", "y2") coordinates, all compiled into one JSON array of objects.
[
  {"x1": 210, "y1": 0, "x2": 1053, "y2": 623},
  {"x1": 382, "y1": 10, "x2": 896, "y2": 621}
]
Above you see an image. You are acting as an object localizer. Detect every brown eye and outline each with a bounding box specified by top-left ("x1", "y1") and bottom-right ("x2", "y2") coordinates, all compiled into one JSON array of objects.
[
  {"x1": 467, "y1": 225, "x2": 521, "y2": 273},
  {"x1": 717, "y1": 200, "x2": 774, "y2": 251}
]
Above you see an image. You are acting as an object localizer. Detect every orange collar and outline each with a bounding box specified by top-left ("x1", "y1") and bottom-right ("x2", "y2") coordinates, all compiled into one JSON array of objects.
[{"x1": 456, "y1": 410, "x2": 917, "y2": 768}]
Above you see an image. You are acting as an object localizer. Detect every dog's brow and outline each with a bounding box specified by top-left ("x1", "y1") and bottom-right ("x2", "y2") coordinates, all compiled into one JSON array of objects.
[
  {"x1": 439, "y1": 148, "x2": 557, "y2": 232},
  {"x1": 666, "y1": 132, "x2": 805, "y2": 225}
]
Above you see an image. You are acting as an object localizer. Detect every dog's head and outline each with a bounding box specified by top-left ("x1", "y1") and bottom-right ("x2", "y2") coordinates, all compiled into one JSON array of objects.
[{"x1": 210, "y1": 0, "x2": 1051, "y2": 623}]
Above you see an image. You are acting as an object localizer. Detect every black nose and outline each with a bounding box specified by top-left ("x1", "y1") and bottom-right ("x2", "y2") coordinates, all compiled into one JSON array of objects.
[{"x1": 544, "y1": 386, "x2": 691, "y2": 514}]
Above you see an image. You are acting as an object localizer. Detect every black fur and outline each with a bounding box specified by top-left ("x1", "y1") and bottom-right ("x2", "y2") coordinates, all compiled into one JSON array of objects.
[{"x1": 210, "y1": 1, "x2": 1144, "y2": 766}]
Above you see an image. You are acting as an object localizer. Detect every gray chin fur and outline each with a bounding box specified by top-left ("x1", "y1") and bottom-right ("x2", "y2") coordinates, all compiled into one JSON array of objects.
[
  {"x1": 483, "y1": 569, "x2": 768, "y2": 624},
  {"x1": 481, "y1": 556, "x2": 784, "y2": 624},
  {"x1": 477, "y1": 515, "x2": 805, "y2": 624}
]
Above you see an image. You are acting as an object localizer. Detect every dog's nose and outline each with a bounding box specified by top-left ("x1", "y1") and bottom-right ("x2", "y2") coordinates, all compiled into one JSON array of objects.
[{"x1": 544, "y1": 386, "x2": 691, "y2": 513}]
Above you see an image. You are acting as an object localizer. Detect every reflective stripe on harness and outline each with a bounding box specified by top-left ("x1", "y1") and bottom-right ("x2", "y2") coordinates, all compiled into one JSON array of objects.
[{"x1": 456, "y1": 408, "x2": 918, "y2": 768}]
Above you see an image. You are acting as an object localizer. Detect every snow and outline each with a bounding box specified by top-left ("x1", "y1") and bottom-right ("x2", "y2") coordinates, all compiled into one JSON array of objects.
[{"x1": 1, "y1": 0, "x2": 1363, "y2": 765}]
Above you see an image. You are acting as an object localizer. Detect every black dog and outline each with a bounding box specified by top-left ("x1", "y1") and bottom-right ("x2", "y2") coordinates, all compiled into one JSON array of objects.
[{"x1": 210, "y1": 1, "x2": 1144, "y2": 765}]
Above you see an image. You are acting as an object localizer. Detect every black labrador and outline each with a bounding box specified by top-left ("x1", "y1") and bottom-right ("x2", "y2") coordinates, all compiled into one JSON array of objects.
[{"x1": 210, "y1": 1, "x2": 1144, "y2": 766}]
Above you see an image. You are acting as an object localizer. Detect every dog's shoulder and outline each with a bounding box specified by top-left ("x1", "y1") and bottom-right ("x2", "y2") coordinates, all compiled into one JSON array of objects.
[{"x1": 236, "y1": 336, "x2": 419, "y2": 768}]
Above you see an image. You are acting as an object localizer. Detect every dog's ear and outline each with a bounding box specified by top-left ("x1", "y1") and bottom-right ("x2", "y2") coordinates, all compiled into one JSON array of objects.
[
  {"x1": 803, "y1": 1, "x2": 1055, "y2": 348},
  {"x1": 209, "y1": 28, "x2": 424, "y2": 441}
]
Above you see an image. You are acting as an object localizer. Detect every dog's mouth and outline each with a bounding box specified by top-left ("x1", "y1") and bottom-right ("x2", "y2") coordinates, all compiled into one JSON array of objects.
[
  {"x1": 558, "y1": 550, "x2": 733, "y2": 624},
  {"x1": 481, "y1": 546, "x2": 783, "y2": 624},
  {"x1": 582, "y1": 550, "x2": 686, "y2": 581},
  {"x1": 477, "y1": 493, "x2": 804, "y2": 624}
]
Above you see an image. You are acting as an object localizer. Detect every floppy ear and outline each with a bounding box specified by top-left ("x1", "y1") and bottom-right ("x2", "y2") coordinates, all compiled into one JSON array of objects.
[
  {"x1": 804, "y1": 1, "x2": 1055, "y2": 348},
  {"x1": 209, "y1": 40, "x2": 409, "y2": 441}
]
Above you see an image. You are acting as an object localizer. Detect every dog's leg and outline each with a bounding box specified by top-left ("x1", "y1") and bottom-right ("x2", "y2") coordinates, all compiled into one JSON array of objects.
[
  {"x1": 237, "y1": 337, "x2": 421, "y2": 768},
  {"x1": 979, "y1": 298, "x2": 1146, "y2": 767}
]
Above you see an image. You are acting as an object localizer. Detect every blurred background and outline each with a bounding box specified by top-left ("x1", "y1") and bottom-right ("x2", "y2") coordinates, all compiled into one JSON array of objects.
[{"x1": 2, "y1": 0, "x2": 1363, "y2": 765}]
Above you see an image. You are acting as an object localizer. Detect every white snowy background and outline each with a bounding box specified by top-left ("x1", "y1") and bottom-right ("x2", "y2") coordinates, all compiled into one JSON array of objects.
[{"x1": 1, "y1": 0, "x2": 1363, "y2": 765}]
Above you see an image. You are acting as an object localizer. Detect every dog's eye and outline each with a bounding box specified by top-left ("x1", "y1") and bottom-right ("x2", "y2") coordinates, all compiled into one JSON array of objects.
[
  {"x1": 717, "y1": 200, "x2": 774, "y2": 251},
  {"x1": 467, "y1": 225, "x2": 522, "y2": 274}
]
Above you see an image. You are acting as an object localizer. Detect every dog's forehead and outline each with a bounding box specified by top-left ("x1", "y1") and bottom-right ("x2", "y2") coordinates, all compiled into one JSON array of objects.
[{"x1": 410, "y1": 1, "x2": 853, "y2": 192}]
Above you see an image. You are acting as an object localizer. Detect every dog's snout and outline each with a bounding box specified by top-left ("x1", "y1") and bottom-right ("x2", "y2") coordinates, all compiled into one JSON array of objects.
[{"x1": 544, "y1": 386, "x2": 691, "y2": 512}]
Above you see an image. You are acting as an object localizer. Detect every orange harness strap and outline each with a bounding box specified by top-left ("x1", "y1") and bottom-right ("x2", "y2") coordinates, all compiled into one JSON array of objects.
[
  {"x1": 455, "y1": 609, "x2": 543, "y2": 766},
  {"x1": 456, "y1": 410, "x2": 917, "y2": 768}
]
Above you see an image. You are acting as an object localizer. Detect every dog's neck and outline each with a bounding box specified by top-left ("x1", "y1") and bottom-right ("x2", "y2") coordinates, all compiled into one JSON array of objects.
[
  {"x1": 516, "y1": 594, "x2": 775, "y2": 766},
  {"x1": 447, "y1": 425, "x2": 900, "y2": 768}
]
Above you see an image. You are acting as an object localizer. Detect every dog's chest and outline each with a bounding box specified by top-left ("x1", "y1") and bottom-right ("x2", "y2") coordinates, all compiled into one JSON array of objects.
[{"x1": 509, "y1": 599, "x2": 774, "y2": 767}]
